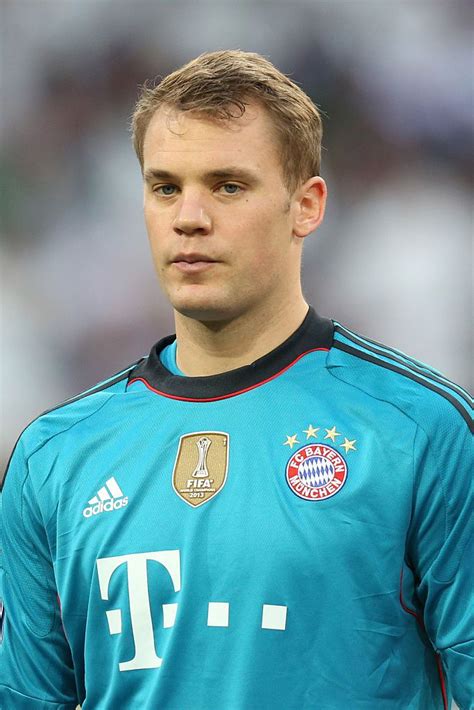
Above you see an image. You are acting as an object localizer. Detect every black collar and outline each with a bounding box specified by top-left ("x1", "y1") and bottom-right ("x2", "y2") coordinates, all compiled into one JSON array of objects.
[{"x1": 128, "y1": 307, "x2": 333, "y2": 401}]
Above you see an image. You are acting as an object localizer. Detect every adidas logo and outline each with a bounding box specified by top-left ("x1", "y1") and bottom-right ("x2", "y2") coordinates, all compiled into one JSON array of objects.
[{"x1": 83, "y1": 477, "x2": 128, "y2": 518}]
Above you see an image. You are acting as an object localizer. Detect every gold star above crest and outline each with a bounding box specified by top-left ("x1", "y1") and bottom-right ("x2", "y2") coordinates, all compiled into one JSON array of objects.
[
  {"x1": 324, "y1": 426, "x2": 341, "y2": 442},
  {"x1": 303, "y1": 424, "x2": 320, "y2": 439},
  {"x1": 340, "y1": 438, "x2": 357, "y2": 453},
  {"x1": 283, "y1": 434, "x2": 300, "y2": 449}
]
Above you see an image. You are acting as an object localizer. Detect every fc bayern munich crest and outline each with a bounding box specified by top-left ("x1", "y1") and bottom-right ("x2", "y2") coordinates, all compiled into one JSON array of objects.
[{"x1": 286, "y1": 444, "x2": 348, "y2": 501}]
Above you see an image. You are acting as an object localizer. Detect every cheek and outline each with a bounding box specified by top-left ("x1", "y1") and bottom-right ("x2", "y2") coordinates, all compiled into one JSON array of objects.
[
  {"x1": 144, "y1": 211, "x2": 168, "y2": 253},
  {"x1": 144, "y1": 207, "x2": 160, "y2": 235},
  {"x1": 241, "y1": 210, "x2": 291, "y2": 265}
]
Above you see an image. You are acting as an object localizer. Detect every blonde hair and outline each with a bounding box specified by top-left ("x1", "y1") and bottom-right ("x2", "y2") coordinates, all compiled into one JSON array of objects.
[{"x1": 131, "y1": 50, "x2": 323, "y2": 194}]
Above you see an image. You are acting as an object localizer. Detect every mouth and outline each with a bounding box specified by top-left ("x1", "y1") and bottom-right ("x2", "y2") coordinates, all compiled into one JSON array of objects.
[{"x1": 171, "y1": 254, "x2": 219, "y2": 273}]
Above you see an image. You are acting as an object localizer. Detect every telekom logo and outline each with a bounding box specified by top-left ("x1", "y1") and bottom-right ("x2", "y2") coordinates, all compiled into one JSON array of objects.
[
  {"x1": 96, "y1": 551, "x2": 181, "y2": 671},
  {"x1": 96, "y1": 550, "x2": 288, "y2": 672}
]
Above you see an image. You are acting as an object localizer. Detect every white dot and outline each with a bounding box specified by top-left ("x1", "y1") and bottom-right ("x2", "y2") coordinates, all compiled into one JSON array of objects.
[
  {"x1": 207, "y1": 602, "x2": 229, "y2": 627},
  {"x1": 261, "y1": 604, "x2": 287, "y2": 631},
  {"x1": 162, "y1": 603, "x2": 178, "y2": 628},
  {"x1": 106, "y1": 609, "x2": 122, "y2": 635}
]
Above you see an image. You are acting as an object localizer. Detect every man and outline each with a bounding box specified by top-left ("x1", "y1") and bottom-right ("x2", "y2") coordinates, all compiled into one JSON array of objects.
[{"x1": 0, "y1": 50, "x2": 472, "y2": 710}]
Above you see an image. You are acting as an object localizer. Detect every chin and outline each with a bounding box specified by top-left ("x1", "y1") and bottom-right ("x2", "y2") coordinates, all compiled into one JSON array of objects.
[
  {"x1": 169, "y1": 291, "x2": 241, "y2": 323},
  {"x1": 173, "y1": 303, "x2": 233, "y2": 323},
  {"x1": 165, "y1": 281, "x2": 254, "y2": 324}
]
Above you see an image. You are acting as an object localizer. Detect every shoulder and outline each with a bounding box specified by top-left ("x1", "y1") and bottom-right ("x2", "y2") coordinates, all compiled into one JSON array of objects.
[
  {"x1": 328, "y1": 320, "x2": 472, "y2": 436},
  {"x1": 1, "y1": 357, "x2": 144, "y2": 490}
]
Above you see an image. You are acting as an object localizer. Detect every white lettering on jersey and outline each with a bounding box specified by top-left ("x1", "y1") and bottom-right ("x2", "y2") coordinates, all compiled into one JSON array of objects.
[{"x1": 96, "y1": 550, "x2": 181, "y2": 671}]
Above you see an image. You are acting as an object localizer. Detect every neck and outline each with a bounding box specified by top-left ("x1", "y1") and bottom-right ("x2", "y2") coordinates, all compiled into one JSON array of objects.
[{"x1": 174, "y1": 298, "x2": 310, "y2": 377}]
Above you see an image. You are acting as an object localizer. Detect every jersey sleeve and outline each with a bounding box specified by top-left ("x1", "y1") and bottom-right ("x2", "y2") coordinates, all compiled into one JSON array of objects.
[
  {"x1": 0, "y1": 435, "x2": 79, "y2": 709},
  {"x1": 407, "y1": 410, "x2": 473, "y2": 710}
]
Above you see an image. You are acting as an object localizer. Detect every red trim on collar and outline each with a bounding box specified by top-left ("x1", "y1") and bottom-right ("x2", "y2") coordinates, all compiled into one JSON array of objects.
[{"x1": 128, "y1": 347, "x2": 328, "y2": 402}]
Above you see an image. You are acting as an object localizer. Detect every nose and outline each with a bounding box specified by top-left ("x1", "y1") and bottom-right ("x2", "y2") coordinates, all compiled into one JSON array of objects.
[{"x1": 172, "y1": 195, "x2": 212, "y2": 236}]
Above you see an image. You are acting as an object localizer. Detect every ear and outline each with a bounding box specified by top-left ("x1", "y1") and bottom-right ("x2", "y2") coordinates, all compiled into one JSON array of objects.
[{"x1": 292, "y1": 177, "x2": 327, "y2": 238}]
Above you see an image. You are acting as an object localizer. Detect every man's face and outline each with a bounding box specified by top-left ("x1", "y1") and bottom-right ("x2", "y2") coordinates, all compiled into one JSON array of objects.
[{"x1": 142, "y1": 102, "x2": 305, "y2": 322}]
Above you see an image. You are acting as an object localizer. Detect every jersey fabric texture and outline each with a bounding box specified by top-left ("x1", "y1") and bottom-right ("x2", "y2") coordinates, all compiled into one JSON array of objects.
[
  {"x1": 0, "y1": 308, "x2": 472, "y2": 710},
  {"x1": 159, "y1": 339, "x2": 183, "y2": 375}
]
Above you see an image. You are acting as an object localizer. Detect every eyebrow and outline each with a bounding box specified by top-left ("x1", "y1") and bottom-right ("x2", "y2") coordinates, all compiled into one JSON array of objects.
[{"x1": 143, "y1": 166, "x2": 260, "y2": 184}]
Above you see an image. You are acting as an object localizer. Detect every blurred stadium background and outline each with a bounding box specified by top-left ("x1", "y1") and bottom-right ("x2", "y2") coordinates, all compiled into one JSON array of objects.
[{"x1": 1, "y1": 0, "x2": 472, "y2": 486}]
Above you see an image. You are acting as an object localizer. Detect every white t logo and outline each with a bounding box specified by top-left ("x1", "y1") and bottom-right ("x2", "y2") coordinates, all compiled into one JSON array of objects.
[{"x1": 96, "y1": 550, "x2": 181, "y2": 671}]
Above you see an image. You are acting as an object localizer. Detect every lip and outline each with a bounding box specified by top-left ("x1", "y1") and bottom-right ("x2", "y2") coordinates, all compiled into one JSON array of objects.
[
  {"x1": 172, "y1": 253, "x2": 218, "y2": 264},
  {"x1": 171, "y1": 253, "x2": 219, "y2": 273},
  {"x1": 172, "y1": 260, "x2": 217, "y2": 273}
]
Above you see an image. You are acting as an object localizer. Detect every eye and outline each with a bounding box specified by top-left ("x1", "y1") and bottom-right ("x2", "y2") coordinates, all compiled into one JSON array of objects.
[
  {"x1": 154, "y1": 184, "x2": 177, "y2": 196},
  {"x1": 219, "y1": 183, "x2": 242, "y2": 195}
]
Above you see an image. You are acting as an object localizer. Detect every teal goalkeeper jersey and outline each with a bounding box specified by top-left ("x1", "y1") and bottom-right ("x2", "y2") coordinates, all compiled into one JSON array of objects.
[{"x1": 1, "y1": 309, "x2": 472, "y2": 710}]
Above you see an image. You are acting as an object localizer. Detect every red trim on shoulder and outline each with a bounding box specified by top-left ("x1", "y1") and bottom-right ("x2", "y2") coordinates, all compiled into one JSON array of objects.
[
  {"x1": 400, "y1": 569, "x2": 448, "y2": 709},
  {"x1": 399, "y1": 567, "x2": 424, "y2": 629},
  {"x1": 128, "y1": 348, "x2": 329, "y2": 402},
  {"x1": 436, "y1": 654, "x2": 449, "y2": 710}
]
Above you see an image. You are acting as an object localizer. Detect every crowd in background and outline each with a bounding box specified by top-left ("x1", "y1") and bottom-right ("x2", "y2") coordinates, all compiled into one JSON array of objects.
[{"x1": 1, "y1": 0, "x2": 472, "y2": 466}]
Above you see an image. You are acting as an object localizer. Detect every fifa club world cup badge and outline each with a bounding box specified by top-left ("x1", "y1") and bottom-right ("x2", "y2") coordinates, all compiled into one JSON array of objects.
[
  {"x1": 286, "y1": 443, "x2": 348, "y2": 501},
  {"x1": 172, "y1": 432, "x2": 229, "y2": 507}
]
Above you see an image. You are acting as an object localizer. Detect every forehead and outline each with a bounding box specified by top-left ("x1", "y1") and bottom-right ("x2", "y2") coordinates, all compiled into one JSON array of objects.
[{"x1": 142, "y1": 102, "x2": 282, "y2": 172}]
